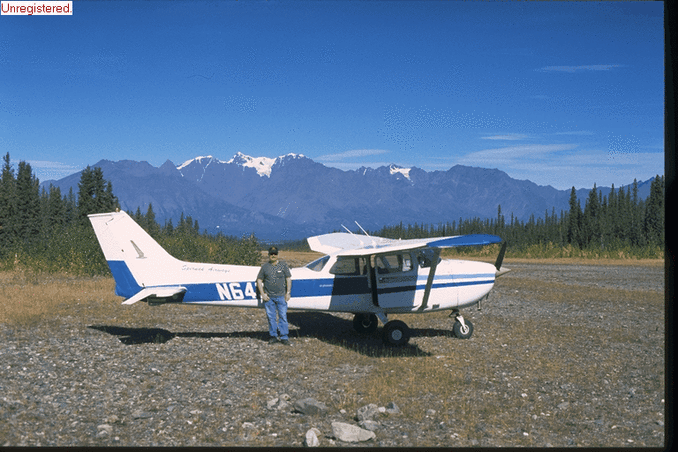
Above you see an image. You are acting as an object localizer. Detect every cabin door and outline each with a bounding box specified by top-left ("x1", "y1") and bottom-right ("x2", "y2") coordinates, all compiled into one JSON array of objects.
[{"x1": 372, "y1": 252, "x2": 418, "y2": 309}]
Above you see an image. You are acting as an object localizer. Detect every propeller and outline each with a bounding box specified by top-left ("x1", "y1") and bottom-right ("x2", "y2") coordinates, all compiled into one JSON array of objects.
[{"x1": 494, "y1": 241, "x2": 510, "y2": 277}]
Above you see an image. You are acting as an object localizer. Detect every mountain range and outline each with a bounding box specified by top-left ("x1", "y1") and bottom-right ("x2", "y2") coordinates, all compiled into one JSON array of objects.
[{"x1": 41, "y1": 153, "x2": 654, "y2": 241}]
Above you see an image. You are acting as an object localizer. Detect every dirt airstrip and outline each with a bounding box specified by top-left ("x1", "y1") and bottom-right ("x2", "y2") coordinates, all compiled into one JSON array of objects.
[{"x1": 0, "y1": 258, "x2": 666, "y2": 447}]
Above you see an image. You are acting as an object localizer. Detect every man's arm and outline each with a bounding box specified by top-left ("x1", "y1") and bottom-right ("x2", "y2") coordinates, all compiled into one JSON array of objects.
[
  {"x1": 285, "y1": 277, "x2": 292, "y2": 302},
  {"x1": 257, "y1": 278, "x2": 269, "y2": 301}
]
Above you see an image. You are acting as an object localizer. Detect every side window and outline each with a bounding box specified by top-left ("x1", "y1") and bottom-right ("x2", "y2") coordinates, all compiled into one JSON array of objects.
[
  {"x1": 306, "y1": 255, "x2": 330, "y2": 272},
  {"x1": 376, "y1": 253, "x2": 414, "y2": 274},
  {"x1": 402, "y1": 254, "x2": 412, "y2": 272},
  {"x1": 330, "y1": 257, "x2": 367, "y2": 276}
]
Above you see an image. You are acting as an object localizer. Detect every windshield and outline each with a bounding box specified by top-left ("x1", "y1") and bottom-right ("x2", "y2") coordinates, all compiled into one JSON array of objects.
[{"x1": 306, "y1": 255, "x2": 330, "y2": 272}]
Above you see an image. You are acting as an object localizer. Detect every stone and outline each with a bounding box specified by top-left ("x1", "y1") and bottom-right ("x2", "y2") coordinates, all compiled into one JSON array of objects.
[
  {"x1": 357, "y1": 403, "x2": 380, "y2": 421},
  {"x1": 331, "y1": 421, "x2": 376, "y2": 443},
  {"x1": 96, "y1": 424, "x2": 113, "y2": 438},
  {"x1": 304, "y1": 428, "x2": 321, "y2": 447},
  {"x1": 97, "y1": 424, "x2": 113, "y2": 435},
  {"x1": 385, "y1": 402, "x2": 400, "y2": 415},
  {"x1": 557, "y1": 402, "x2": 570, "y2": 410},
  {"x1": 131, "y1": 410, "x2": 153, "y2": 419},
  {"x1": 359, "y1": 419, "x2": 380, "y2": 431},
  {"x1": 294, "y1": 398, "x2": 328, "y2": 415}
]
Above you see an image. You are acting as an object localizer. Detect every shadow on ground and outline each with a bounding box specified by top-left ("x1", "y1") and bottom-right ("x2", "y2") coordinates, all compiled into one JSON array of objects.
[{"x1": 89, "y1": 312, "x2": 459, "y2": 357}]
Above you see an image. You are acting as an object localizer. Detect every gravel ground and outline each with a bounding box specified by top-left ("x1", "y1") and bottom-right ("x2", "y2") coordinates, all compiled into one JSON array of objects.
[{"x1": 0, "y1": 262, "x2": 666, "y2": 447}]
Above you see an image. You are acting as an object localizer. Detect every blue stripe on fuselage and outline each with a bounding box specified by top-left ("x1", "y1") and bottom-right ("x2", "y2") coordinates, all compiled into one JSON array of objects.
[{"x1": 105, "y1": 260, "x2": 493, "y2": 301}]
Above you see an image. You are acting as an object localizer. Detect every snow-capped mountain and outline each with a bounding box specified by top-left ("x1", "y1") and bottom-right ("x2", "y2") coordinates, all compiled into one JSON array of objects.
[{"x1": 41, "y1": 153, "x2": 655, "y2": 241}]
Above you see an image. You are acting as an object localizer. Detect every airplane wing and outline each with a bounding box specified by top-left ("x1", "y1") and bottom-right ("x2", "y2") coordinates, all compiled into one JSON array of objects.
[
  {"x1": 121, "y1": 286, "x2": 187, "y2": 305},
  {"x1": 307, "y1": 232, "x2": 393, "y2": 254},
  {"x1": 426, "y1": 234, "x2": 503, "y2": 248},
  {"x1": 307, "y1": 232, "x2": 503, "y2": 257}
]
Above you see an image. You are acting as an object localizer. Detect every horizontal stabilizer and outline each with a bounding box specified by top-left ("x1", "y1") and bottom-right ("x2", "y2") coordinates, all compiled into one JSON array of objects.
[{"x1": 122, "y1": 286, "x2": 186, "y2": 305}]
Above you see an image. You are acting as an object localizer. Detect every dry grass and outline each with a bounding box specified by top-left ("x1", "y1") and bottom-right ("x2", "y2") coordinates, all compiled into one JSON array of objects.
[{"x1": 0, "y1": 270, "x2": 173, "y2": 328}]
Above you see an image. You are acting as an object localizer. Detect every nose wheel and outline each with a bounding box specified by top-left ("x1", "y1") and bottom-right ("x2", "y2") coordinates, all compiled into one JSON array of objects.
[{"x1": 451, "y1": 312, "x2": 474, "y2": 339}]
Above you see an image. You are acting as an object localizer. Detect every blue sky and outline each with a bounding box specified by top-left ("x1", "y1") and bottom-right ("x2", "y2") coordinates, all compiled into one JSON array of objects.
[{"x1": 1, "y1": 1, "x2": 664, "y2": 190}]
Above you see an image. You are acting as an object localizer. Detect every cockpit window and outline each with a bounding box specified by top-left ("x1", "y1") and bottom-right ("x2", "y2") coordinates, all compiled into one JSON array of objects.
[{"x1": 306, "y1": 255, "x2": 330, "y2": 272}]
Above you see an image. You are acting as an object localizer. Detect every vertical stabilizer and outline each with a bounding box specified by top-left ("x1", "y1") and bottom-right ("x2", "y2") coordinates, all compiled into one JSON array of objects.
[{"x1": 88, "y1": 211, "x2": 181, "y2": 297}]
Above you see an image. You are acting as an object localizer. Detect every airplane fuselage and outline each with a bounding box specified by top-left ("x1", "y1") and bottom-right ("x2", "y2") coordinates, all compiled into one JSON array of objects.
[{"x1": 109, "y1": 252, "x2": 497, "y2": 314}]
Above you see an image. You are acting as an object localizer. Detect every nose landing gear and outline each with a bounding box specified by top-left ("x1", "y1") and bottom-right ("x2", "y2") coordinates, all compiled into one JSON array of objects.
[{"x1": 450, "y1": 310, "x2": 474, "y2": 339}]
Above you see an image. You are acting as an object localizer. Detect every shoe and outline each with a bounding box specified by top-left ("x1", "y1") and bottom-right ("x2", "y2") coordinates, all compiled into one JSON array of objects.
[
  {"x1": 280, "y1": 339, "x2": 291, "y2": 346},
  {"x1": 268, "y1": 337, "x2": 279, "y2": 344}
]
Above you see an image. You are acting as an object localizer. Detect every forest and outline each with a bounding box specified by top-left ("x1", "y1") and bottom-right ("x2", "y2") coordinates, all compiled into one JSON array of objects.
[
  {"x1": 0, "y1": 152, "x2": 665, "y2": 276},
  {"x1": 374, "y1": 175, "x2": 665, "y2": 260},
  {"x1": 0, "y1": 153, "x2": 260, "y2": 275}
]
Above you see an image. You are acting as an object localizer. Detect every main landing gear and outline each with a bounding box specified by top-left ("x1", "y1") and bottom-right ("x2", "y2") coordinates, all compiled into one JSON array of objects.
[
  {"x1": 352, "y1": 310, "x2": 474, "y2": 346},
  {"x1": 352, "y1": 313, "x2": 411, "y2": 346},
  {"x1": 352, "y1": 313, "x2": 378, "y2": 334}
]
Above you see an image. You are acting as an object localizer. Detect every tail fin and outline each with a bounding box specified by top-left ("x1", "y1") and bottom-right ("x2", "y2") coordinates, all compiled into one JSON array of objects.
[{"x1": 89, "y1": 211, "x2": 181, "y2": 298}]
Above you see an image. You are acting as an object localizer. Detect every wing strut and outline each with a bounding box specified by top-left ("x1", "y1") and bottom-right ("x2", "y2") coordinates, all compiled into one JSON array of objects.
[{"x1": 418, "y1": 248, "x2": 441, "y2": 312}]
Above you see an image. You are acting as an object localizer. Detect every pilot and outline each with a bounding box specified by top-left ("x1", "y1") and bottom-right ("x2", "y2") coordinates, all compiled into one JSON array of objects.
[{"x1": 256, "y1": 246, "x2": 293, "y2": 346}]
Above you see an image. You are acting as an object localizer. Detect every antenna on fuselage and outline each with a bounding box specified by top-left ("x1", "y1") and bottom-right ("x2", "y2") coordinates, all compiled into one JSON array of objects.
[
  {"x1": 341, "y1": 224, "x2": 355, "y2": 235},
  {"x1": 355, "y1": 221, "x2": 370, "y2": 237},
  {"x1": 354, "y1": 221, "x2": 379, "y2": 248}
]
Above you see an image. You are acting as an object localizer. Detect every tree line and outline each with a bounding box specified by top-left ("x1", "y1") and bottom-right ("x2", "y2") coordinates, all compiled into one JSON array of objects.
[
  {"x1": 374, "y1": 176, "x2": 664, "y2": 259},
  {"x1": 0, "y1": 152, "x2": 664, "y2": 275},
  {"x1": 0, "y1": 153, "x2": 260, "y2": 275}
]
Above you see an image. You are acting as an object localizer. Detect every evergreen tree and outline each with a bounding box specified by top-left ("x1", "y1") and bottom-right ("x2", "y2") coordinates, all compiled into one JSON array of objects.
[
  {"x1": 567, "y1": 187, "x2": 583, "y2": 248},
  {"x1": 582, "y1": 183, "x2": 601, "y2": 248},
  {"x1": 77, "y1": 166, "x2": 119, "y2": 224},
  {"x1": 65, "y1": 187, "x2": 77, "y2": 226},
  {"x1": 14, "y1": 161, "x2": 41, "y2": 247},
  {"x1": 0, "y1": 153, "x2": 16, "y2": 252},
  {"x1": 163, "y1": 218, "x2": 174, "y2": 235},
  {"x1": 644, "y1": 175, "x2": 664, "y2": 247},
  {"x1": 627, "y1": 179, "x2": 642, "y2": 246},
  {"x1": 46, "y1": 185, "x2": 66, "y2": 230},
  {"x1": 146, "y1": 203, "x2": 160, "y2": 236}
]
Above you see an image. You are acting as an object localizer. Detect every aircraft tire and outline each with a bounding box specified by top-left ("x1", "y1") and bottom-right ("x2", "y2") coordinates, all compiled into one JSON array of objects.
[
  {"x1": 382, "y1": 320, "x2": 410, "y2": 346},
  {"x1": 453, "y1": 319, "x2": 474, "y2": 339},
  {"x1": 353, "y1": 313, "x2": 378, "y2": 334}
]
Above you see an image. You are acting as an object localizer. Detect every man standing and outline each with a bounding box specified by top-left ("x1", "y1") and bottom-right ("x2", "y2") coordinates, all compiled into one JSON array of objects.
[{"x1": 257, "y1": 246, "x2": 292, "y2": 345}]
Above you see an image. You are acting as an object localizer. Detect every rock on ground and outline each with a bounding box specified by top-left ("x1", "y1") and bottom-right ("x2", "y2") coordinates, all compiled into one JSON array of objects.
[{"x1": 331, "y1": 422, "x2": 376, "y2": 443}]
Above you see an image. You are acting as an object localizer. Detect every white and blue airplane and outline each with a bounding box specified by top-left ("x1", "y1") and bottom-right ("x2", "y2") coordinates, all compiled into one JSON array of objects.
[{"x1": 89, "y1": 210, "x2": 509, "y2": 345}]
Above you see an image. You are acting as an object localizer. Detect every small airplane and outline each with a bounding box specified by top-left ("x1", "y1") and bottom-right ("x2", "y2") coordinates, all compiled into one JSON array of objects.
[{"x1": 89, "y1": 210, "x2": 510, "y2": 346}]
